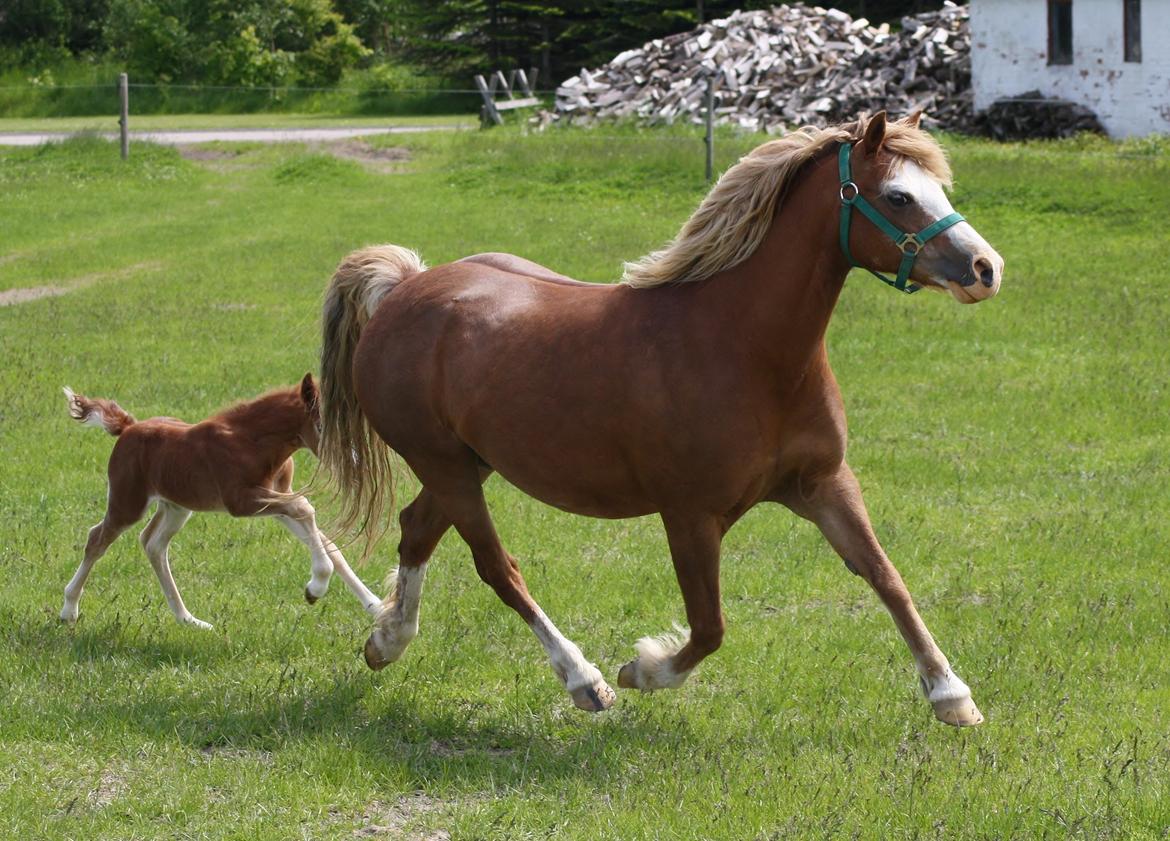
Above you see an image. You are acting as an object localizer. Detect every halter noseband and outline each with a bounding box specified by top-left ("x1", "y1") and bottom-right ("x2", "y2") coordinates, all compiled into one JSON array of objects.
[{"x1": 837, "y1": 142, "x2": 964, "y2": 294}]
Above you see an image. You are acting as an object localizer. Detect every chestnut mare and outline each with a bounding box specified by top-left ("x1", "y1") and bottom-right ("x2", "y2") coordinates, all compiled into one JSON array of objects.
[
  {"x1": 319, "y1": 113, "x2": 1003, "y2": 725},
  {"x1": 60, "y1": 374, "x2": 382, "y2": 628}
]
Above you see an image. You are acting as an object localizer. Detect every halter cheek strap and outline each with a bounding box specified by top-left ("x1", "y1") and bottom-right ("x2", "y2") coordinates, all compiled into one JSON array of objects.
[{"x1": 837, "y1": 142, "x2": 964, "y2": 294}]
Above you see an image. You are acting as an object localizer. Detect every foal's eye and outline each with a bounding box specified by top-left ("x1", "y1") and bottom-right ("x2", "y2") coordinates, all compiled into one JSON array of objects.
[{"x1": 886, "y1": 190, "x2": 913, "y2": 208}]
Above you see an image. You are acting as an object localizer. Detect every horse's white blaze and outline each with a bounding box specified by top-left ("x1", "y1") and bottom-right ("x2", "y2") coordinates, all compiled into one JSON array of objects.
[
  {"x1": 529, "y1": 607, "x2": 605, "y2": 693},
  {"x1": 885, "y1": 159, "x2": 998, "y2": 293},
  {"x1": 369, "y1": 564, "x2": 426, "y2": 662},
  {"x1": 630, "y1": 625, "x2": 691, "y2": 689}
]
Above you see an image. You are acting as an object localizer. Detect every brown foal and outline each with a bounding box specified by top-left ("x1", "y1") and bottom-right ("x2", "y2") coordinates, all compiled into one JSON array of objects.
[
  {"x1": 318, "y1": 113, "x2": 1004, "y2": 725},
  {"x1": 60, "y1": 374, "x2": 381, "y2": 628}
]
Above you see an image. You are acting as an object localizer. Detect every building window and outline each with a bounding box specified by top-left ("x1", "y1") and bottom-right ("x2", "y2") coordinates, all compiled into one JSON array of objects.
[
  {"x1": 1124, "y1": 0, "x2": 1142, "y2": 62},
  {"x1": 1048, "y1": 0, "x2": 1073, "y2": 65}
]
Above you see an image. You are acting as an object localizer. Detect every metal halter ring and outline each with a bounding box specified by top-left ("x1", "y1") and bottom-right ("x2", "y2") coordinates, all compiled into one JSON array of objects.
[
  {"x1": 839, "y1": 181, "x2": 859, "y2": 203},
  {"x1": 898, "y1": 233, "x2": 924, "y2": 255}
]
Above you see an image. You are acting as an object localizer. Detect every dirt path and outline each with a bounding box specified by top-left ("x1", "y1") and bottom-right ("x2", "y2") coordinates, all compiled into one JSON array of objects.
[{"x1": 0, "y1": 125, "x2": 461, "y2": 147}]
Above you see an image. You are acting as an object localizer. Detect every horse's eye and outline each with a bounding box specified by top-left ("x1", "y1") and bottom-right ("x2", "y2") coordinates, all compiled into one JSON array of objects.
[{"x1": 887, "y1": 190, "x2": 913, "y2": 208}]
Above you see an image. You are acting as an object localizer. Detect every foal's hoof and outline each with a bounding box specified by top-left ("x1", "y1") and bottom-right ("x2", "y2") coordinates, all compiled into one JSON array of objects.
[
  {"x1": 304, "y1": 586, "x2": 319, "y2": 605},
  {"x1": 570, "y1": 682, "x2": 616, "y2": 712},
  {"x1": 363, "y1": 635, "x2": 389, "y2": 671},
  {"x1": 932, "y1": 695, "x2": 984, "y2": 727}
]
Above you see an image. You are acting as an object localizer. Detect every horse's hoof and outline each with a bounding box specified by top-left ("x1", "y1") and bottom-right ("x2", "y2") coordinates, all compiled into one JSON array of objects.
[
  {"x1": 616, "y1": 660, "x2": 638, "y2": 689},
  {"x1": 304, "y1": 586, "x2": 319, "y2": 605},
  {"x1": 570, "y1": 682, "x2": 616, "y2": 712},
  {"x1": 932, "y1": 695, "x2": 984, "y2": 727},
  {"x1": 363, "y1": 635, "x2": 389, "y2": 671}
]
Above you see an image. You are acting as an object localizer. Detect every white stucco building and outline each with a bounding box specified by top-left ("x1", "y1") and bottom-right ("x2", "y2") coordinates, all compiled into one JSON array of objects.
[{"x1": 970, "y1": 0, "x2": 1170, "y2": 137}]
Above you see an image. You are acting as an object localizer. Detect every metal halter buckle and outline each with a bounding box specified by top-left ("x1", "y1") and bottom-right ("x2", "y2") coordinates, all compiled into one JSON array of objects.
[{"x1": 839, "y1": 181, "x2": 859, "y2": 203}]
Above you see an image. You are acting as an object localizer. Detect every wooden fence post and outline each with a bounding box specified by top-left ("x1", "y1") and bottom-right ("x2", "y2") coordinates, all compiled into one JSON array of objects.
[
  {"x1": 118, "y1": 73, "x2": 129, "y2": 160},
  {"x1": 704, "y1": 73, "x2": 715, "y2": 182}
]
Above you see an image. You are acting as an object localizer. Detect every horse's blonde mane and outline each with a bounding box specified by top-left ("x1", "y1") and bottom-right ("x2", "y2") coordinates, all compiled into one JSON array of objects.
[{"x1": 621, "y1": 116, "x2": 952, "y2": 288}]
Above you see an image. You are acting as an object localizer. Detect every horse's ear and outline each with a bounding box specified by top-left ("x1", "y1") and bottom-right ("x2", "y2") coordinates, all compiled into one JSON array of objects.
[
  {"x1": 904, "y1": 109, "x2": 924, "y2": 129},
  {"x1": 300, "y1": 372, "x2": 318, "y2": 407},
  {"x1": 862, "y1": 111, "x2": 887, "y2": 156}
]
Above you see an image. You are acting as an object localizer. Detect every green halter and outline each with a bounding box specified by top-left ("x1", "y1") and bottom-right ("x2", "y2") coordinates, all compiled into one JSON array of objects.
[{"x1": 837, "y1": 142, "x2": 964, "y2": 294}]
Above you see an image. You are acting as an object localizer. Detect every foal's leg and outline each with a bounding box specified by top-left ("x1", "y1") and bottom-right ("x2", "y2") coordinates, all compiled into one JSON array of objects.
[
  {"x1": 364, "y1": 488, "x2": 450, "y2": 667},
  {"x1": 317, "y1": 532, "x2": 382, "y2": 616},
  {"x1": 139, "y1": 500, "x2": 208, "y2": 628},
  {"x1": 803, "y1": 463, "x2": 983, "y2": 726},
  {"x1": 267, "y1": 496, "x2": 335, "y2": 604},
  {"x1": 618, "y1": 514, "x2": 725, "y2": 691},
  {"x1": 60, "y1": 515, "x2": 136, "y2": 622}
]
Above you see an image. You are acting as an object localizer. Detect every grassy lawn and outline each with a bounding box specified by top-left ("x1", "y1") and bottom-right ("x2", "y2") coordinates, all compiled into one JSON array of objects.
[
  {"x1": 0, "y1": 113, "x2": 472, "y2": 134},
  {"x1": 1, "y1": 126, "x2": 1168, "y2": 839}
]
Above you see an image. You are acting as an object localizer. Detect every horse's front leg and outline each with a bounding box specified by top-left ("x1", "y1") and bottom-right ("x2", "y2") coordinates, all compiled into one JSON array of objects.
[
  {"x1": 618, "y1": 514, "x2": 724, "y2": 691},
  {"x1": 795, "y1": 463, "x2": 983, "y2": 726}
]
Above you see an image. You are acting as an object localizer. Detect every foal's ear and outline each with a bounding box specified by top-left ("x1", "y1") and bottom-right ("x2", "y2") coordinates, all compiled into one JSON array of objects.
[
  {"x1": 903, "y1": 109, "x2": 924, "y2": 129},
  {"x1": 862, "y1": 111, "x2": 888, "y2": 156},
  {"x1": 300, "y1": 372, "x2": 318, "y2": 407}
]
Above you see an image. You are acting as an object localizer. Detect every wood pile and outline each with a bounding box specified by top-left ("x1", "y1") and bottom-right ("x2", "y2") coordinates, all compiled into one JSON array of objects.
[
  {"x1": 553, "y1": 2, "x2": 973, "y2": 132},
  {"x1": 974, "y1": 90, "x2": 1106, "y2": 140}
]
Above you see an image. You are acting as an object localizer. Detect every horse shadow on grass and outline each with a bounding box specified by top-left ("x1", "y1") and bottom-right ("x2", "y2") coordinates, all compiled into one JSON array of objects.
[{"x1": 8, "y1": 604, "x2": 691, "y2": 789}]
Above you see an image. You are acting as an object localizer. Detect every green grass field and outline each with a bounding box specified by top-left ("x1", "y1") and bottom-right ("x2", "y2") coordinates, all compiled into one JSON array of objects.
[{"x1": 1, "y1": 126, "x2": 1168, "y2": 839}]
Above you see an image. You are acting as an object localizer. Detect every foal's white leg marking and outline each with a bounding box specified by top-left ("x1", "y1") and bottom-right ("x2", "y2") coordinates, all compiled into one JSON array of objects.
[
  {"x1": 61, "y1": 522, "x2": 107, "y2": 622},
  {"x1": 274, "y1": 509, "x2": 333, "y2": 601},
  {"x1": 318, "y1": 531, "x2": 382, "y2": 615},
  {"x1": 368, "y1": 564, "x2": 427, "y2": 663},
  {"x1": 529, "y1": 606, "x2": 608, "y2": 694},
  {"x1": 141, "y1": 502, "x2": 210, "y2": 629},
  {"x1": 626, "y1": 624, "x2": 692, "y2": 690}
]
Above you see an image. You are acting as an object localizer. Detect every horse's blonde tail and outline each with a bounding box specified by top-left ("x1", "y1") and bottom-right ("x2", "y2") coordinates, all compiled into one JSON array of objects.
[
  {"x1": 318, "y1": 244, "x2": 426, "y2": 554},
  {"x1": 63, "y1": 387, "x2": 137, "y2": 436}
]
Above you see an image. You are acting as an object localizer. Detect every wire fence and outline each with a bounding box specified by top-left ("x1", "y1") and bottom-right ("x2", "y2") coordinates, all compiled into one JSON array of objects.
[{"x1": 1, "y1": 79, "x2": 1165, "y2": 165}]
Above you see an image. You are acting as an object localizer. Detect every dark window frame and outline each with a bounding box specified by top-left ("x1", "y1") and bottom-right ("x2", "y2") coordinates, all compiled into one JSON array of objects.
[
  {"x1": 1124, "y1": 0, "x2": 1142, "y2": 63},
  {"x1": 1048, "y1": 0, "x2": 1073, "y2": 66}
]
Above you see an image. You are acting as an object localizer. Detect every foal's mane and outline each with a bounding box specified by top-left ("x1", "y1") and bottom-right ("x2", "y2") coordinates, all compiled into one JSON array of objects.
[
  {"x1": 621, "y1": 116, "x2": 952, "y2": 288},
  {"x1": 218, "y1": 385, "x2": 302, "y2": 427}
]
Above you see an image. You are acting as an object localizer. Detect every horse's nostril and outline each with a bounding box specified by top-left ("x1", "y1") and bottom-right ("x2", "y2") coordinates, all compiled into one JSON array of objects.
[{"x1": 973, "y1": 257, "x2": 996, "y2": 288}]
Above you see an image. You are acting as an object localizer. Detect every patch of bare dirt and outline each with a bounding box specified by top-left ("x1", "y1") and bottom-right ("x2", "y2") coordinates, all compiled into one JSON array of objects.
[
  {"x1": 0, "y1": 284, "x2": 71, "y2": 306},
  {"x1": 177, "y1": 145, "x2": 241, "y2": 161},
  {"x1": 0, "y1": 260, "x2": 163, "y2": 307},
  {"x1": 325, "y1": 140, "x2": 412, "y2": 173},
  {"x1": 87, "y1": 766, "x2": 128, "y2": 809},
  {"x1": 199, "y1": 744, "x2": 275, "y2": 765},
  {"x1": 428, "y1": 738, "x2": 513, "y2": 759},
  {"x1": 345, "y1": 791, "x2": 476, "y2": 840}
]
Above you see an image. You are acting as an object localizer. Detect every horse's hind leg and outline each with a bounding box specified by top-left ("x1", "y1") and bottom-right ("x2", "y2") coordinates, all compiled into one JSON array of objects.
[
  {"x1": 618, "y1": 513, "x2": 725, "y2": 691},
  {"x1": 364, "y1": 487, "x2": 451, "y2": 667},
  {"x1": 367, "y1": 459, "x2": 614, "y2": 712},
  {"x1": 139, "y1": 500, "x2": 207, "y2": 628}
]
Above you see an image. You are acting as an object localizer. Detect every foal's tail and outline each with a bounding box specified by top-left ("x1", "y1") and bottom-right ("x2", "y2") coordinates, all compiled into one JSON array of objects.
[
  {"x1": 63, "y1": 387, "x2": 137, "y2": 436},
  {"x1": 318, "y1": 244, "x2": 426, "y2": 545}
]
